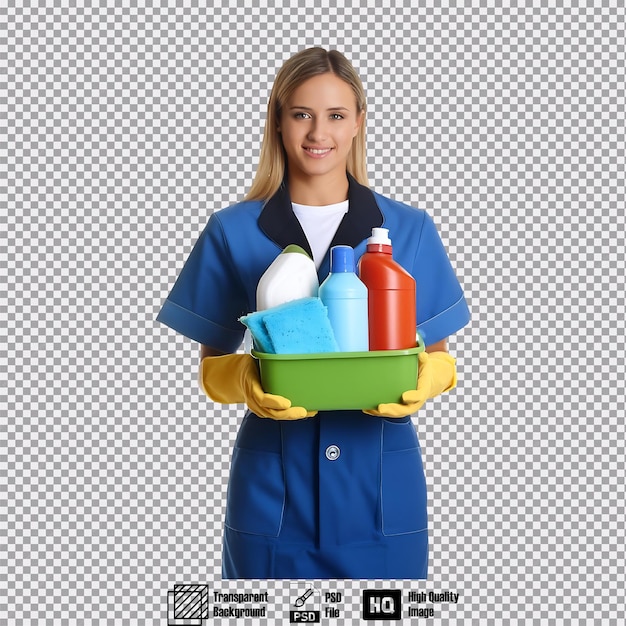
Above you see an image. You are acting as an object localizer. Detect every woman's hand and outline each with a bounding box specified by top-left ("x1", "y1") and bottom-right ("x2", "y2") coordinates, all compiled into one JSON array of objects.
[
  {"x1": 363, "y1": 351, "x2": 433, "y2": 418},
  {"x1": 199, "y1": 347, "x2": 316, "y2": 420},
  {"x1": 363, "y1": 339, "x2": 457, "y2": 418}
]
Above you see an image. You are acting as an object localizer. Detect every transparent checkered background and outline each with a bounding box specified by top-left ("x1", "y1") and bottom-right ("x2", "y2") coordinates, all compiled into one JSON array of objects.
[{"x1": 3, "y1": 1, "x2": 625, "y2": 624}]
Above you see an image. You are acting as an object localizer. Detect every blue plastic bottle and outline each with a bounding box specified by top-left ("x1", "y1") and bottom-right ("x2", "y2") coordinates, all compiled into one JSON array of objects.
[{"x1": 319, "y1": 245, "x2": 369, "y2": 352}]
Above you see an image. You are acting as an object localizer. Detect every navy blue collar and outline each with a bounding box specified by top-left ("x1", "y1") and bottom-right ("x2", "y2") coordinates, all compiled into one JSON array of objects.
[{"x1": 258, "y1": 173, "x2": 384, "y2": 259}]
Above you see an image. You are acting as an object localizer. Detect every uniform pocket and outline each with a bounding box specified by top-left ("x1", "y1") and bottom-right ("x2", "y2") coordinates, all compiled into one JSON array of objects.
[
  {"x1": 381, "y1": 447, "x2": 428, "y2": 536},
  {"x1": 224, "y1": 447, "x2": 285, "y2": 537}
]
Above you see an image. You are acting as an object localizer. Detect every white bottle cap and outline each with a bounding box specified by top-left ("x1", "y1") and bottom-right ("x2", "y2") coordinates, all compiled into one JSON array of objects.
[{"x1": 368, "y1": 227, "x2": 392, "y2": 245}]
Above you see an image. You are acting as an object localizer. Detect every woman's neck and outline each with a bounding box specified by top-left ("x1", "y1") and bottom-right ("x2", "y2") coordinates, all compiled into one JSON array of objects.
[{"x1": 287, "y1": 170, "x2": 349, "y2": 206}]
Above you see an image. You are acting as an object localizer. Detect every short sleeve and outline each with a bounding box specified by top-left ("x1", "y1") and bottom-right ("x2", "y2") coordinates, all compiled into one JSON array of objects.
[
  {"x1": 413, "y1": 213, "x2": 470, "y2": 346},
  {"x1": 156, "y1": 213, "x2": 249, "y2": 353}
]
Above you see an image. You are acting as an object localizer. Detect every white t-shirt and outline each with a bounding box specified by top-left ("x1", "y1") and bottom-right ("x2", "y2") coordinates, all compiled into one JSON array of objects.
[{"x1": 291, "y1": 200, "x2": 349, "y2": 269}]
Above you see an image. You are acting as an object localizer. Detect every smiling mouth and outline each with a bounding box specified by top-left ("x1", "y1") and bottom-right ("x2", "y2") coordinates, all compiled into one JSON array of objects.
[{"x1": 303, "y1": 147, "x2": 333, "y2": 155}]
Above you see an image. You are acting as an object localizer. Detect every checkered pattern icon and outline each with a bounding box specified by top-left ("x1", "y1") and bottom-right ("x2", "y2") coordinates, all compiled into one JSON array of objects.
[{"x1": 3, "y1": 2, "x2": 625, "y2": 624}]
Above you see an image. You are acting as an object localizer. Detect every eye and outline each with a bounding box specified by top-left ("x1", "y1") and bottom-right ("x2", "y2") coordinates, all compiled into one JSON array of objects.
[
  {"x1": 330, "y1": 113, "x2": 344, "y2": 120},
  {"x1": 294, "y1": 112, "x2": 311, "y2": 119}
]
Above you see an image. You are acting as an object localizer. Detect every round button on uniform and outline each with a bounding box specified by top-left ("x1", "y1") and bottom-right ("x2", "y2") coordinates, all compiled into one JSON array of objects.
[{"x1": 325, "y1": 445, "x2": 340, "y2": 461}]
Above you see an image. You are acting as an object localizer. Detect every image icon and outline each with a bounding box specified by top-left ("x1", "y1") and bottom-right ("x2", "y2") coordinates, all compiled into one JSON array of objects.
[{"x1": 167, "y1": 584, "x2": 209, "y2": 626}]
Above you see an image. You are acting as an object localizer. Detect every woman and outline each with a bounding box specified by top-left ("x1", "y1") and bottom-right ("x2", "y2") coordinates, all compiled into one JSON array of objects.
[{"x1": 157, "y1": 48, "x2": 470, "y2": 579}]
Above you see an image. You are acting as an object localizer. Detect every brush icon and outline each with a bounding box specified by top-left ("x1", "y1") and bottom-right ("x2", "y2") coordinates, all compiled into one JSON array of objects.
[{"x1": 294, "y1": 588, "x2": 314, "y2": 608}]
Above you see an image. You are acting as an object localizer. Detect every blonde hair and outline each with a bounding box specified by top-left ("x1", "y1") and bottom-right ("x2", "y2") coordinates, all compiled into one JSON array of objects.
[{"x1": 246, "y1": 48, "x2": 368, "y2": 201}]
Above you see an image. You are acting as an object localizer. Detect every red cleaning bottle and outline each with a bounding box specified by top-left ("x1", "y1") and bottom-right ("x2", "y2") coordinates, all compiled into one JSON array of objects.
[{"x1": 358, "y1": 228, "x2": 417, "y2": 350}]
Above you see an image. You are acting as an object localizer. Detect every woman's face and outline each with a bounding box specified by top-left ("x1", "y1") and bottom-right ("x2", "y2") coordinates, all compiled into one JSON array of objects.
[{"x1": 278, "y1": 73, "x2": 363, "y2": 184}]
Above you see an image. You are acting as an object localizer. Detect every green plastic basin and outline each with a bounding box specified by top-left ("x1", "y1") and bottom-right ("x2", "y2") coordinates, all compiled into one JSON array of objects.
[{"x1": 252, "y1": 343, "x2": 424, "y2": 411}]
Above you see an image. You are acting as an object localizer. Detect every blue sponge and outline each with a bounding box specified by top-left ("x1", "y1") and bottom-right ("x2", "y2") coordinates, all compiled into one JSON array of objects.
[
  {"x1": 239, "y1": 310, "x2": 274, "y2": 353},
  {"x1": 240, "y1": 297, "x2": 339, "y2": 354}
]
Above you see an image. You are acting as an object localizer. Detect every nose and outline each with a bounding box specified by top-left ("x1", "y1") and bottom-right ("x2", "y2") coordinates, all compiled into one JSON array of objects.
[{"x1": 306, "y1": 117, "x2": 328, "y2": 142}]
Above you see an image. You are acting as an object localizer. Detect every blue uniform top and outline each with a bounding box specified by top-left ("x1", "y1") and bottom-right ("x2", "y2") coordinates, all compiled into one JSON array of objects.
[
  {"x1": 156, "y1": 174, "x2": 470, "y2": 580},
  {"x1": 157, "y1": 174, "x2": 470, "y2": 350}
]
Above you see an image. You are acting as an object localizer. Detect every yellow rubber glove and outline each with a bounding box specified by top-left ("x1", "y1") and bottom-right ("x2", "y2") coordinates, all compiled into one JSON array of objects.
[
  {"x1": 199, "y1": 353, "x2": 316, "y2": 420},
  {"x1": 364, "y1": 351, "x2": 457, "y2": 418}
]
